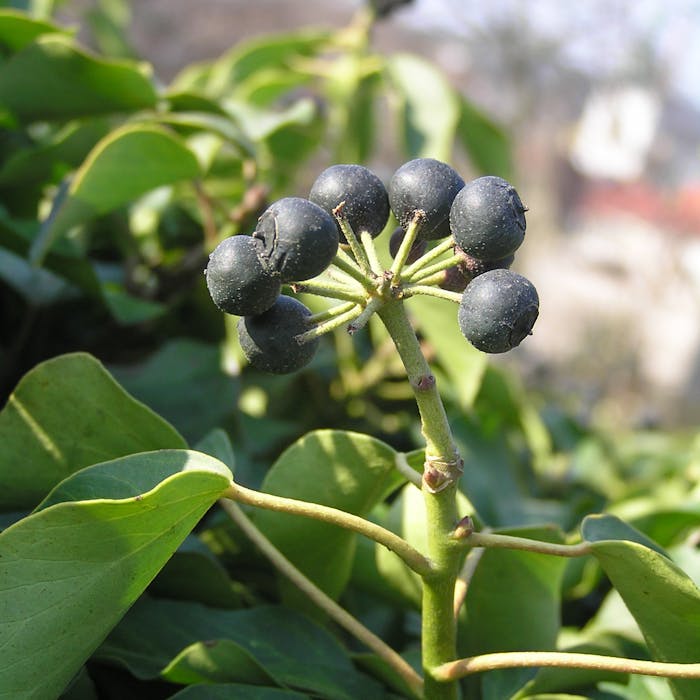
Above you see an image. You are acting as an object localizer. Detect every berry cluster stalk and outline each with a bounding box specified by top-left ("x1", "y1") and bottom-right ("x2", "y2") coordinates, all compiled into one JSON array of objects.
[{"x1": 378, "y1": 300, "x2": 464, "y2": 700}]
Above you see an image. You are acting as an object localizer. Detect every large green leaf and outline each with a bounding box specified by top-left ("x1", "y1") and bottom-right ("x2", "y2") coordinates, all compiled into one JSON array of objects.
[
  {"x1": 457, "y1": 97, "x2": 513, "y2": 179},
  {"x1": 254, "y1": 430, "x2": 402, "y2": 599},
  {"x1": 33, "y1": 123, "x2": 201, "y2": 261},
  {"x1": 97, "y1": 598, "x2": 384, "y2": 700},
  {"x1": 385, "y1": 53, "x2": 460, "y2": 161},
  {"x1": 0, "y1": 33, "x2": 156, "y2": 122},
  {"x1": 0, "y1": 352, "x2": 185, "y2": 511},
  {"x1": 583, "y1": 514, "x2": 700, "y2": 700},
  {"x1": 109, "y1": 339, "x2": 238, "y2": 443},
  {"x1": 460, "y1": 525, "x2": 569, "y2": 700},
  {"x1": 170, "y1": 686, "x2": 310, "y2": 700},
  {"x1": 0, "y1": 8, "x2": 68, "y2": 52},
  {"x1": 0, "y1": 450, "x2": 233, "y2": 700}
]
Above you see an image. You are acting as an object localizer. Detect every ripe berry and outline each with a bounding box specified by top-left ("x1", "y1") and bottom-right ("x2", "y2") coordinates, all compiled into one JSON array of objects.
[
  {"x1": 253, "y1": 197, "x2": 338, "y2": 282},
  {"x1": 450, "y1": 176, "x2": 526, "y2": 261},
  {"x1": 389, "y1": 158, "x2": 464, "y2": 241},
  {"x1": 238, "y1": 295, "x2": 319, "y2": 374},
  {"x1": 309, "y1": 164, "x2": 390, "y2": 241},
  {"x1": 205, "y1": 235, "x2": 280, "y2": 316},
  {"x1": 458, "y1": 269, "x2": 539, "y2": 353},
  {"x1": 389, "y1": 227, "x2": 427, "y2": 264}
]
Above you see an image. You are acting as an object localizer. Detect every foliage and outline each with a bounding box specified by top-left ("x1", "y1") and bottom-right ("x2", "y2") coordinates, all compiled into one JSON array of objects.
[{"x1": 1, "y1": 3, "x2": 699, "y2": 700}]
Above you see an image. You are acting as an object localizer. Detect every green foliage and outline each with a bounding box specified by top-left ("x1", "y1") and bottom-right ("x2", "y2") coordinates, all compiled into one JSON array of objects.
[{"x1": 0, "y1": 4, "x2": 698, "y2": 700}]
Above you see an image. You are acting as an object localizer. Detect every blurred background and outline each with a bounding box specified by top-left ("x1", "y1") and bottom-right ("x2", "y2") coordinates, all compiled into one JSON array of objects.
[{"x1": 52, "y1": 0, "x2": 700, "y2": 429}]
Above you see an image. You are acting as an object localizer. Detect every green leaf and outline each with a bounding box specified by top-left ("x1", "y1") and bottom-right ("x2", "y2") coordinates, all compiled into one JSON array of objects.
[
  {"x1": 98, "y1": 598, "x2": 384, "y2": 700},
  {"x1": 0, "y1": 352, "x2": 185, "y2": 511},
  {"x1": 410, "y1": 294, "x2": 487, "y2": 410},
  {"x1": 33, "y1": 123, "x2": 201, "y2": 261},
  {"x1": 0, "y1": 34, "x2": 157, "y2": 122},
  {"x1": 254, "y1": 429, "x2": 401, "y2": 599},
  {"x1": 583, "y1": 514, "x2": 700, "y2": 700},
  {"x1": 149, "y1": 535, "x2": 242, "y2": 608},
  {"x1": 0, "y1": 8, "x2": 68, "y2": 52},
  {"x1": 170, "y1": 685, "x2": 310, "y2": 700},
  {"x1": 457, "y1": 97, "x2": 513, "y2": 179},
  {"x1": 0, "y1": 450, "x2": 233, "y2": 700},
  {"x1": 460, "y1": 525, "x2": 569, "y2": 700},
  {"x1": 385, "y1": 53, "x2": 460, "y2": 161},
  {"x1": 109, "y1": 339, "x2": 238, "y2": 443}
]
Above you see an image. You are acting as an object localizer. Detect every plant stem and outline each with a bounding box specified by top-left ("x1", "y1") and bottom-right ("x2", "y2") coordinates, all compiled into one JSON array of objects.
[
  {"x1": 361, "y1": 230, "x2": 384, "y2": 276},
  {"x1": 219, "y1": 498, "x2": 425, "y2": 698},
  {"x1": 378, "y1": 300, "x2": 464, "y2": 700},
  {"x1": 332, "y1": 250, "x2": 376, "y2": 291},
  {"x1": 457, "y1": 532, "x2": 592, "y2": 558},
  {"x1": 405, "y1": 253, "x2": 464, "y2": 284},
  {"x1": 295, "y1": 304, "x2": 364, "y2": 345},
  {"x1": 402, "y1": 237, "x2": 456, "y2": 279},
  {"x1": 401, "y1": 285, "x2": 463, "y2": 304},
  {"x1": 334, "y1": 204, "x2": 373, "y2": 275},
  {"x1": 222, "y1": 483, "x2": 434, "y2": 577},
  {"x1": 395, "y1": 452, "x2": 423, "y2": 488},
  {"x1": 307, "y1": 301, "x2": 358, "y2": 325},
  {"x1": 390, "y1": 211, "x2": 425, "y2": 280},
  {"x1": 432, "y1": 651, "x2": 700, "y2": 682},
  {"x1": 292, "y1": 278, "x2": 366, "y2": 303}
]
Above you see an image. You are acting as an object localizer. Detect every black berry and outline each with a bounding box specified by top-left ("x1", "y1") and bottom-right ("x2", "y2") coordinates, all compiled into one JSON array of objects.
[
  {"x1": 205, "y1": 235, "x2": 280, "y2": 316},
  {"x1": 238, "y1": 295, "x2": 319, "y2": 374},
  {"x1": 440, "y1": 250, "x2": 515, "y2": 292},
  {"x1": 389, "y1": 226, "x2": 427, "y2": 264},
  {"x1": 309, "y1": 164, "x2": 390, "y2": 241},
  {"x1": 389, "y1": 158, "x2": 464, "y2": 241},
  {"x1": 450, "y1": 176, "x2": 526, "y2": 261},
  {"x1": 458, "y1": 269, "x2": 539, "y2": 353},
  {"x1": 253, "y1": 197, "x2": 338, "y2": 283}
]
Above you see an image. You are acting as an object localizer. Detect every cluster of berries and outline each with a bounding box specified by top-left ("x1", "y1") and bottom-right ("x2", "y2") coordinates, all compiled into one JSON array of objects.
[{"x1": 205, "y1": 158, "x2": 539, "y2": 374}]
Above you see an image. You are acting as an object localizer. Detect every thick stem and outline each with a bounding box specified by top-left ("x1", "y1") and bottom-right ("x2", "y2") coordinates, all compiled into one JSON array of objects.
[
  {"x1": 378, "y1": 300, "x2": 464, "y2": 700},
  {"x1": 433, "y1": 651, "x2": 700, "y2": 682},
  {"x1": 222, "y1": 483, "x2": 434, "y2": 577},
  {"x1": 220, "y1": 498, "x2": 425, "y2": 697}
]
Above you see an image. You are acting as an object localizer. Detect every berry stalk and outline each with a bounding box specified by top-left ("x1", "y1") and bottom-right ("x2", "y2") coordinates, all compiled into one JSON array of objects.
[{"x1": 378, "y1": 300, "x2": 464, "y2": 700}]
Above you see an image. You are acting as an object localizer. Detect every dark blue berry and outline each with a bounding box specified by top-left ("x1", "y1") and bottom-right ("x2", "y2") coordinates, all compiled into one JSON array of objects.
[
  {"x1": 205, "y1": 235, "x2": 280, "y2": 316},
  {"x1": 458, "y1": 269, "x2": 538, "y2": 353}
]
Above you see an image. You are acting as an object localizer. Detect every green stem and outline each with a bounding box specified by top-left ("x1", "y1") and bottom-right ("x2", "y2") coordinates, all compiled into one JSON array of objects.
[
  {"x1": 406, "y1": 253, "x2": 464, "y2": 284},
  {"x1": 292, "y1": 278, "x2": 366, "y2": 304},
  {"x1": 390, "y1": 211, "x2": 425, "y2": 281},
  {"x1": 378, "y1": 300, "x2": 463, "y2": 700},
  {"x1": 334, "y1": 205, "x2": 373, "y2": 275},
  {"x1": 459, "y1": 532, "x2": 592, "y2": 558},
  {"x1": 219, "y1": 498, "x2": 425, "y2": 697},
  {"x1": 307, "y1": 301, "x2": 358, "y2": 325},
  {"x1": 332, "y1": 250, "x2": 376, "y2": 291},
  {"x1": 402, "y1": 237, "x2": 456, "y2": 279},
  {"x1": 222, "y1": 483, "x2": 434, "y2": 577},
  {"x1": 402, "y1": 285, "x2": 463, "y2": 304},
  {"x1": 361, "y1": 230, "x2": 385, "y2": 276},
  {"x1": 432, "y1": 651, "x2": 700, "y2": 682},
  {"x1": 295, "y1": 304, "x2": 363, "y2": 345}
]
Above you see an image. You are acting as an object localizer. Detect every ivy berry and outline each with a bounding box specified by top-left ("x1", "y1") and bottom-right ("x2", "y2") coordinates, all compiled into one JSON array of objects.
[
  {"x1": 389, "y1": 158, "x2": 464, "y2": 240},
  {"x1": 450, "y1": 176, "x2": 526, "y2": 261},
  {"x1": 205, "y1": 235, "x2": 281, "y2": 316},
  {"x1": 458, "y1": 269, "x2": 539, "y2": 353},
  {"x1": 309, "y1": 164, "x2": 390, "y2": 241},
  {"x1": 253, "y1": 197, "x2": 338, "y2": 282},
  {"x1": 238, "y1": 295, "x2": 319, "y2": 374}
]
